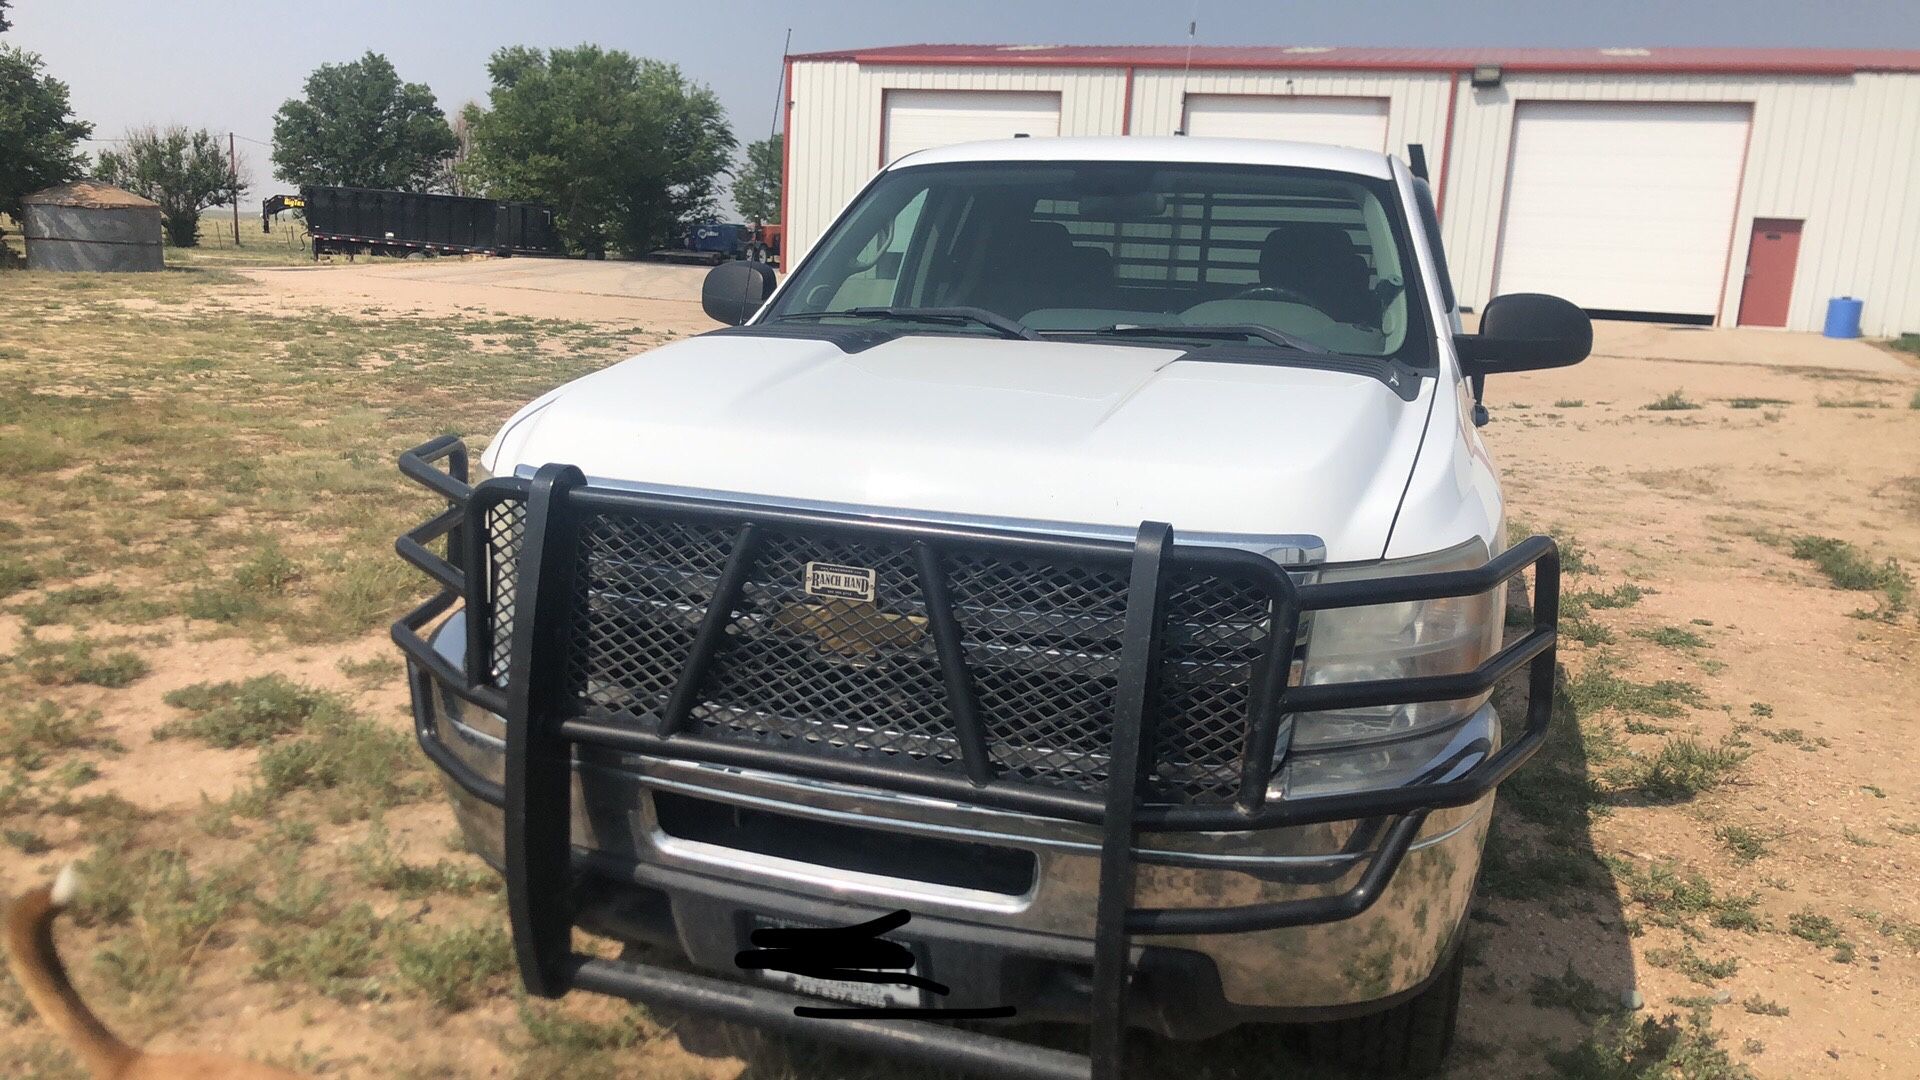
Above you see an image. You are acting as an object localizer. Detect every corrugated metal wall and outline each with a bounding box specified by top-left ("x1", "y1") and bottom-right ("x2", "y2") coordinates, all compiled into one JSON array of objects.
[
  {"x1": 786, "y1": 61, "x2": 1127, "y2": 262},
  {"x1": 1440, "y1": 71, "x2": 1920, "y2": 335},
  {"x1": 788, "y1": 60, "x2": 1920, "y2": 335},
  {"x1": 1128, "y1": 68, "x2": 1454, "y2": 154}
]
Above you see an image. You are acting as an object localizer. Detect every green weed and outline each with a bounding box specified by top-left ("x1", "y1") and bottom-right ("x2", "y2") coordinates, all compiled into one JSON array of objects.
[
  {"x1": 1609, "y1": 736, "x2": 1749, "y2": 800},
  {"x1": 1713, "y1": 825, "x2": 1769, "y2": 863},
  {"x1": 1787, "y1": 910, "x2": 1854, "y2": 962},
  {"x1": 1643, "y1": 390, "x2": 1703, "y2": 412},
  {"x1": 1, "y1": 701, "x2": 106, "y2": 770},
  {"x1": 396, "y1": 924, "x2": 513, "y2": 1010},
  {"x1": 14, "y1": 632, "x2": 150, "y2": 688},
  {"x1": 1634, "y1": 625, "x2": 1707, "y2": 650},
  {"x1": 251, "y1": 900, "x2": 391, "y2": 1002},
  {"x1": 1547, "y1": 1008, "x2": 1753, "y2": 1080},
  {"x1": 157, "y1": 675, "x2": 344, "y2": 749},
  {"x1": 1644, "y1": 944, "x2": 1740, "y2": 985},
  {"x1": 1788, "y1": 535, "x2": 1911, "y2": 616}
]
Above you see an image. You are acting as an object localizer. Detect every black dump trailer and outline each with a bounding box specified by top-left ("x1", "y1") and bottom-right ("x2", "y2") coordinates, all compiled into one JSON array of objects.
[{"x1": 268, "y1": 186, "x2": 563, "y2": 259}]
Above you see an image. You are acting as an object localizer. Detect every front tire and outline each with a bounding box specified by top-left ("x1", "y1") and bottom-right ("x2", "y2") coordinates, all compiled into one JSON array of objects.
[{"x1": 1301, "y1": 932, "x2": 1465, "y2": 1077}]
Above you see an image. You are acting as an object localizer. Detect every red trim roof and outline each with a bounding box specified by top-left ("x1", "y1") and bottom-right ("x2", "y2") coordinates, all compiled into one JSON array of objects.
[{"x1": 789, "y1": 44, "x2": 1920, "y2": 76}]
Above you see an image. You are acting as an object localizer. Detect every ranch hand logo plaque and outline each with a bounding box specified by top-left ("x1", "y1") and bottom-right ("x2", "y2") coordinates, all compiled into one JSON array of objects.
[{"x1": 803, "y1": 562, "x2": 878, "y2": 602}]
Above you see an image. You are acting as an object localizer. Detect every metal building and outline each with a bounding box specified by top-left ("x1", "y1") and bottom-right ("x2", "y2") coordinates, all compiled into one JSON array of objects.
[
  {"x1": 781, "y1": 46, "x2": 1920, "y2": 336},
  {"x1": 21, "y1": 181, "x2": 164, "y2": 272}
]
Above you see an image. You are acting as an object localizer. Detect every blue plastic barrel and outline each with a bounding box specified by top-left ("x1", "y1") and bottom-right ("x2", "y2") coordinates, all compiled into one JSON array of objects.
[{"x1": 1823, "y1": 296, "x2": 1864, "y2": 339}]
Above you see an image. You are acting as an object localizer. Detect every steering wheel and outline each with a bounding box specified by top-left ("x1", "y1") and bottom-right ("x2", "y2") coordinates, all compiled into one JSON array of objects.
[
  {"x1": 1218, "y1": 284, "x2": 1319, "y2": 307},
  {"x1": 846, "y1": 219, "x2": 896, "y2": 273}
]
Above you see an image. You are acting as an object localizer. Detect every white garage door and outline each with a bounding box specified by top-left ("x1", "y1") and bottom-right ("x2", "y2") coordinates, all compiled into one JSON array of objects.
[
  {"x1": 1495, "y1": 101, "x2": 1750, "y2": 317},
  {"x1": 882, "y1": 90, "x2": 1061, "y2": 165},
  {"x1": 1182, "y1": 95, "x2": 1389, "y2": 151}
]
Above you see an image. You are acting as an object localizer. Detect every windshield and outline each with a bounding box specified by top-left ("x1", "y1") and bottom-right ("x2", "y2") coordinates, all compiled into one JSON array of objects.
[{"x1": 764, "y1": 160, "x2": 1429, "y2": 364}]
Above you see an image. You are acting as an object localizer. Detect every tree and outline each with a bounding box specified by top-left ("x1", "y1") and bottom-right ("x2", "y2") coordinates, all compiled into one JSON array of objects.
[
  {"x1": 429, "y1": 106, "x2": 476, "y2": 196},
  {"x1": 463, "y1": 45, "x2": 735, "y2": 256},
  {"x1": 734, "y1": 134, "x2": 781, "y2": 225},
  {"x1": 271, "y1": 52, "x2": 458, "y2": 191},
  {"x1": 0, "y1": 1, "x2": 12, "y2": 34},
  {"x1": 96, "y1": 126, "x2": 244, "y2": 247},
  {"x1": 0, "y1": 43, "x2": 90, "y2": 225}
]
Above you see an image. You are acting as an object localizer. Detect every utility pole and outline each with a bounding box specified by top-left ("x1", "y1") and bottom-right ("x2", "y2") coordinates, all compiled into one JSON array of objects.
[{"x1": 230, "y1": 132, "x2": 241, "y2": 247}]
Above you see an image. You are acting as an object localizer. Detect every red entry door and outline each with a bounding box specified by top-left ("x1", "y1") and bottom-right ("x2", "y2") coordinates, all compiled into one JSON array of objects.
[{"x1": 1737, "y1": 218, "x2": 1803, "y2": 327}]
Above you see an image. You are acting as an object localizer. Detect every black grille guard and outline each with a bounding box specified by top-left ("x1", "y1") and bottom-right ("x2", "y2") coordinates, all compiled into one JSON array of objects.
[{"x1": 392, "y1": 435, "x2": 1561, "y2": 1080}]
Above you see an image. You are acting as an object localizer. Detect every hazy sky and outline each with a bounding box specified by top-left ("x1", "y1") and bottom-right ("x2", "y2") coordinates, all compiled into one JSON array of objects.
[{"x1": 8, "y1": 0, "x2": 1919, "y2": 208}]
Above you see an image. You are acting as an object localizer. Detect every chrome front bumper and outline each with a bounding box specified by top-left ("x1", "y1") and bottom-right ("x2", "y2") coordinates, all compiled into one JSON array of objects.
[{"x1": 420, "y1": 612, "x2": 1492, "y2": 1018}]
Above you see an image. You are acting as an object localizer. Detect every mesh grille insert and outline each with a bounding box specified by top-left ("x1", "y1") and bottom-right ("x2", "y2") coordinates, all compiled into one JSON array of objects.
[{"x1": 482, "y1": 501, "x2": 1279, "y2": 804}]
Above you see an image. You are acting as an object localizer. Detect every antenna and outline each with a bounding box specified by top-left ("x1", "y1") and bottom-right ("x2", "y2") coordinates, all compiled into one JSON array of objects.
[
  {"x1": 1176, "y1": 2, "x2": 1200, "y2": 134},
  {"x1": 744, "y1": 26, "x2": 792, "y2": 268},
  {"x1": 769, "y1": 27, "x2": 791, "y2": 144}
]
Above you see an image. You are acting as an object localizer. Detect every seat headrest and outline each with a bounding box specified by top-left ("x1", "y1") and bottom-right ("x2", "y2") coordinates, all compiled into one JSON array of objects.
[{"x1": 1259, "y1": 223, "x2": 1363, "y2": 280}]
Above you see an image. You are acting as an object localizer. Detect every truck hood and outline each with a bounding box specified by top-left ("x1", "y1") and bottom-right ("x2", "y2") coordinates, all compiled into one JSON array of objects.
[{"x1": 483, "y1": 333, "x2": 1434, "y2": 562}]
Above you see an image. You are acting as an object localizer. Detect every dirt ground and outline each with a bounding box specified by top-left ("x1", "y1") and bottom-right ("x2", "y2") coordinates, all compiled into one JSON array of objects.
[{"x1": 1, "y1": 258, "x2": 1916, "y2": 1079}]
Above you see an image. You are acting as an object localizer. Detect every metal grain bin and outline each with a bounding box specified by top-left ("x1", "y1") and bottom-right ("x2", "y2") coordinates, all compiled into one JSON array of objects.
[{"x1": 21, "y1": 181, "x2": 164, "y2": 272}]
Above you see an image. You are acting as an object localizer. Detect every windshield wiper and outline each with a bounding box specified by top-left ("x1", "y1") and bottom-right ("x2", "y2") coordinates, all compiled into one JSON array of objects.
[
  {"x1": 1071, "y1": 323, "x2": 1330, "y2": 354},
  {"x1": 771, "y1": 306, "x2": 1038, "y2": 341}
]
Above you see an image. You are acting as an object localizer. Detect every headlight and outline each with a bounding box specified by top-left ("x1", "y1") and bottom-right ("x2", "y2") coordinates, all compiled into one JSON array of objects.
[{"x1": 1289, "y1": 536, "x2": 1503, "y2": 751}]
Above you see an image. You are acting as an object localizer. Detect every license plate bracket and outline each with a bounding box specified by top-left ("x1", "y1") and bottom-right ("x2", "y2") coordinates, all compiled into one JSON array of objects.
[{"x1": 744, "y1": 914, "x2": 930, "y2": 1010}]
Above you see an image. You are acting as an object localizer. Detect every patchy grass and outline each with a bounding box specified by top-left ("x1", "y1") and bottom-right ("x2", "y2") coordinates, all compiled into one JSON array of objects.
[
  {"x1": 1633, "y1": 625, "x2": 1708, "y2": 650},
  {"x1": 1531, "y1": 963, "x2": 1621, "y2": 1019},
  {"x1": 349, "y1": 824, "x2": 499, "y2": 899},
  {"x1": 1713, "y1": 825, "x2": 1770, "y2": 863},
  {"x1": 157, "y1": 675, "x2": 345, "y2": 749},
  {"x1": 1759, "y1": 726, "x2": 1829, "y2": 751},
  {"x1": 1788, "y1": 534, "x2": 1912, "y2": 616},
  {"x1": 66, "y1": 843, "x2": 252, "y2": 1008},
  {"x1": 14, "y1": 632, "x2": 151, "y2": 688},
  {"x1": 1855, "y1": 909, "x2": 1920, "y2": 952},
  {"x1": 0, "y1": 270, "x2": 644, "y2": 652},
  {"x1": 0, "y1": 700, "x2": 108, "y2": 770},
  {"x1": 1644, "y1": 944, "x2": 1741, "y2": 985},
  {"x1": 1642, "y1": 390, "x2": 1703, "y2": 412},
  {"x1": 337, "y1": 652, "x2": 402, "y2": 686},
  {"x1": 243, "y1": 701, "x2": 429, "y2": 823},
  {"x1": 1554, "y1": 399, "x2": 1586, "y2": 408},
  {"x1": 0, "y1": 553, "x2": 41, "y2": 598},
  {"x1": 1787, "y1": 911, "x2": 1855, "y2": 963},
  {"x1": 1727, "y1": 397, "x2": 1790, "y2": 409},
  {"x1": 1741, "y1": 995, "x2": 1789, "y2": 1017},
  {"x1": 1613, "y1": 860, "x2": 1761, "y2": 933},
  {"x1": 395, "y1": 924, "x2": 514, "y2": 1011},
  {"x1": 1565, "y1": 660, "x2": 1706, "y2": 721},
  {"x1": 251, "y1": 900, "x2": 391, "y2": 1002},
  {"x1": 1547, "y1": 1008, "x2": 1754, "y2": 1080},
  {"x1": 11, "y1": 583, "x2": 137, "y2": 627},
  {"x1": 3, "y1": 827, "x2": 51, "y2": 853},
  {"x1": 514, "y1": 1000, "x2": 654, "y2": 1080},
  {"x1": 1569, "y1": 583, "x2": 1646, "y2": 610},
  {"x1": 1483, "y1": 832, "x2": 1613, "y2": 902},
  {"x1": 1609, "y1": 736, "x2": 1749, "y2": 800}
]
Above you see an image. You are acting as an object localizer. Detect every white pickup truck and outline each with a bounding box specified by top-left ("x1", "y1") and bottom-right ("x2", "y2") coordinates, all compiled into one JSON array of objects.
[{"x1": 395, "y1": 136, "x2": 1586, "y2": 1079}]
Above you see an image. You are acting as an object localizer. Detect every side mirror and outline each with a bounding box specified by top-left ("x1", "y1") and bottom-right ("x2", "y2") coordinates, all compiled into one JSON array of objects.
[
  {"x1": 701, "y1": 260, "x2": 776, "y2": 325},
  {"x1": 1455, "y1": 293, "x2": 1592, "y2": 377}
]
